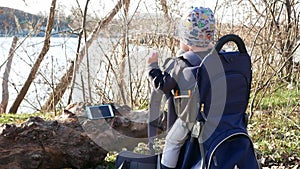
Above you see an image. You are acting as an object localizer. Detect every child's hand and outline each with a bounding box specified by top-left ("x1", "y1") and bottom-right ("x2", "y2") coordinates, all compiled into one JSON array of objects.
[{"x1": 147, "y1": 52, "x2": 159, "y2": 64}]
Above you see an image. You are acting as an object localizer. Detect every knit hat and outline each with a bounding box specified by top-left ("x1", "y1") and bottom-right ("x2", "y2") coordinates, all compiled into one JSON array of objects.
[{"x1": 178, "y1": 6, "x2": 215, "y2": 47}]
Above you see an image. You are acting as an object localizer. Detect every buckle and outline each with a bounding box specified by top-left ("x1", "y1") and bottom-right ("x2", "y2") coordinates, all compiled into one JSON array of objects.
[{"x1": 191, "y1": 121, "x2": 202, "y2": 138}]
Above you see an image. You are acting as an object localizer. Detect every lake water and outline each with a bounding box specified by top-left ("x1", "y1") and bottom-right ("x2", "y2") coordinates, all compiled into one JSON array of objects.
[
  {"x1": 0, "y1": 37, "x2": 77, "y2": 113},
  {"x1": 0, "y1": 36, "x2": 173, "y2": 113}
]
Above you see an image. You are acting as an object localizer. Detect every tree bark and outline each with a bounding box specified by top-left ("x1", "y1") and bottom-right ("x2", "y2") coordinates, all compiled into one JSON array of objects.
[
  {"x1": 8, "y1": 0, "x2": 57, "y2": 114},
  {"x1": 1, "y1": 36, "x2": 18, "y2": 114},
  {"x1": 42, "y1": 0, "x2": 130, "y2": 112}
]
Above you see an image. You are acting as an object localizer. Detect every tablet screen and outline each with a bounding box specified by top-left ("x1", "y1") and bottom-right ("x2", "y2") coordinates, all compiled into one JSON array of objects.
[{"x1": 86, "y1": 104, "x2": 114, "y2": 119}]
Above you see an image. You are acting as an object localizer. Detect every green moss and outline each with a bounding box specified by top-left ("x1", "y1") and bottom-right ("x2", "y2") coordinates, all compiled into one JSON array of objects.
[{"x1": 0, "y1": 113, "x2": 42, "y2": 124}]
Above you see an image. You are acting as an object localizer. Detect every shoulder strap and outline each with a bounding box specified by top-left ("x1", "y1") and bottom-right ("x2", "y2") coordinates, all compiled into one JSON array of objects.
[
  {"x1": 182, "y1": 51, "x2": 202, "y2": 66},
  {"x1": 177, "y1": 56, "x2": 193, "y2": 67},
  {"x1": 163, "y1": 51, "x2": 199, "y2": 72},
  {"x1": 162, "y1": 57, "x2": 174, "y2": 69},
  {"x1": 168, "y1": 56, "x2": 189, "y2": 82}
]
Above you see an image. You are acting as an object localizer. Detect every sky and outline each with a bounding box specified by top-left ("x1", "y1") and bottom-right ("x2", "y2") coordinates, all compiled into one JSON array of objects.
[
  {"x1": 1, "y1": 0, "x2": 52, "y2": 14},
  {"x1": 0, "y1": 0, "x2": 108, "y2": 15},
  {"x1": 0, "y1": 0, "x2": 218, "y2": 16}
]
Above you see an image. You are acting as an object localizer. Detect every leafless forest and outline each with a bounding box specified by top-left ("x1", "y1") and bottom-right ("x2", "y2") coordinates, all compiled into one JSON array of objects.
[
  {"x1": 0, "y1": 0, "x2": 299, "y2": 168},
  {"x1": 0, "y1": 0, "x2": 299, "y2": 116}
]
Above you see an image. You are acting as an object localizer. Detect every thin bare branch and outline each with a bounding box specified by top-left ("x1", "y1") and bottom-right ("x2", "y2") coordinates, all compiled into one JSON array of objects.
[{"x1": 8, "y1": 0, "x2": 57, "y2": 114}]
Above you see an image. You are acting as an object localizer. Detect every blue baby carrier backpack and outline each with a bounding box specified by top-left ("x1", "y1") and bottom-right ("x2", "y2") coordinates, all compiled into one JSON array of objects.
[
  {"x1": 115, "y1": 34, "x2": 260, "y2": 169},
  {"x1": 175, "y1": 34, "x2": 260, "y2": 169}
]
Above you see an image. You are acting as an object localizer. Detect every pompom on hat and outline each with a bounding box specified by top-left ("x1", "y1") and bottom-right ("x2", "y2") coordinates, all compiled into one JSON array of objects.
[{"x1": 178, "y1": 6, "x2": 215, "y2": 47}]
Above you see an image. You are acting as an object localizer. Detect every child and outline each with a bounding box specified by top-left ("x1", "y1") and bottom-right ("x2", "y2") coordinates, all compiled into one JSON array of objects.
[{"x1": 147, "y1": 6, "x2": 216, "y2": 169}]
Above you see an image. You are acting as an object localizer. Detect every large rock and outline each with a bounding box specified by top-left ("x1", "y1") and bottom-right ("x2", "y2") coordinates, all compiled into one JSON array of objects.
[
  {"x1": 0, "y1": 115, "x2": 106, "y2": 168},
  {"x1": 0, "y1": 103, "x2": 166, "y2": 168}
]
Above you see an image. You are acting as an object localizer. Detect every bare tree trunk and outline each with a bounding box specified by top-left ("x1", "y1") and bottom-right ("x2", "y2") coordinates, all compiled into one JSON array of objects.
[
  {"x1": 41, "y1": 0, "x2": 129, "y2": 112},
  {"x1": 119, "y1": 0, "x2": 131, "y2": 106},
  {"x1": 8, "y1": 0, "x2": 56, "y2": 114},
  {"x1": 119, "y1": 41, "x2": 128, "y2": 106},
  {"x1": 1, "y1": 36, "x2": 18, "y2": 114},
  {"x1": 282, "y1": 0, "x2": 294, "y2": 80},
  {"x1": 83, "y1": 0, "x2": 92, "y2": 102}
]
